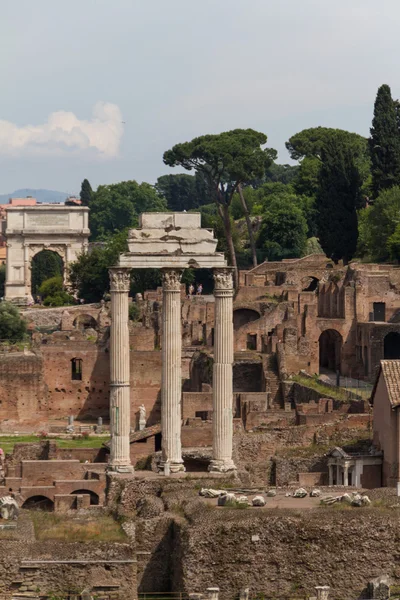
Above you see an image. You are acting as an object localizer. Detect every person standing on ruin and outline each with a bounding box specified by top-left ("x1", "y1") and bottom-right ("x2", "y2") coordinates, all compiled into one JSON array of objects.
[
  {"x1": 196, "y1": 283, "x2": 203, "y2": 295},
  {"x1": 188, "y1": 283, "x2": 194, "y2": 299}
]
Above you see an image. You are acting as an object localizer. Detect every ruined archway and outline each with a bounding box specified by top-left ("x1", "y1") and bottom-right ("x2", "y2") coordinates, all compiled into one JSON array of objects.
[
  {"x1": 71, "y1": 490, "x2": 99, "y2": 505},
  {"x1": 302, "y1": 276, "x2": 319, "y2": 292},
  {"x1": 22, "y1": 495, "x2": 54, "y2": 511},
  {"x1": 384, "y1": 332, "x2": 400, "y2": 359},
  {"x1": 319, "y1": 329, "x2": 343, "y2": 373},
  {"x1": 233, "y1": 308, "x2": 260, "y2": 330},
  {"x1": 31, "y1": 249, "x2": 64, "y2": 297},
  {"x1": 73, "y1": 314, "x2": 97, "y2": 330}
]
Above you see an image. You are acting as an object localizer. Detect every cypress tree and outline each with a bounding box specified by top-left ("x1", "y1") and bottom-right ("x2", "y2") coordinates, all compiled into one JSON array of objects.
[
  {"x1": 80, "y1": 179, "x2": 93, "y2": 207},
  {"x1": 369, "y1": 84, "x2": 400, "y2": 196},
  {"x1": 317, "y1": 135, "x2": 362, "y2": 265}
]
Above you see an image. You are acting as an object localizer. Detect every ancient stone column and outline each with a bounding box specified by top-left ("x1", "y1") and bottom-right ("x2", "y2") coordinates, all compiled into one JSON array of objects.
[
  {"x1": 108, "y1": 267, "x2": 134, "y2": 473},
  {"x1": 161, "y1": 269, "x2": 185, "y2": 473},
  {"x1": 209, "y1": 268, "x2": 236, "y2": 472}
]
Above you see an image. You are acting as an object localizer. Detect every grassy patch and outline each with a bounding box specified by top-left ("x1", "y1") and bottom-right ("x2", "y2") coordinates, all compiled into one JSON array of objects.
[
  {"x1": 31, "y1": 513, "x2": 126, "y2": 543},
  {"x1": 0, "y1": 435, "x2": 106, "y2": 454},
  {"x1": 291, "y1": 374, "x2": 350, "y2": 402},
  {"x1": 276, "y1": 442, "x2": 331, "y2": 458}
]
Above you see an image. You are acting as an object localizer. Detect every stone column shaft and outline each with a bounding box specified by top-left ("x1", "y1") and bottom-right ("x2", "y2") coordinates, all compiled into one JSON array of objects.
[
  {"x1": 209, "y1": 268, "x2": 236, "y2": 472},
  {"x1": 161, "y1": 269, "x2": 185, "y2": 473},
  {"x1": 109, "y1": 267, "x2": 134, "y2": 473}
]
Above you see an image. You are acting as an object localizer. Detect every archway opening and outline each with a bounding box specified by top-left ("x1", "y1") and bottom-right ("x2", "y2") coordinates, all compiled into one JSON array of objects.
[
  {"x1": 233, "y1": 308, "x2": 260, "y2": 330},
  {"x1": 71, "y1": 490, "x2": 99, "y2": 505},
  {"x1": 302, "y1": 276, "x2": 319, "y2": 292},
  {"x1": 384, "y1": 332, "x2": 400, "y2": 359},
  {"x1": 73, "y1": 314, "x2": 97, "y2": 330},
  {"x1": 22, "y1": 495, "x2": 54, "y2": 511},
  {"x1": 319, "y1": 329, "x2": 343, "y2": 373},
  {"x1": 31, "y1": 250, "x2": 63, "y2": 297}
]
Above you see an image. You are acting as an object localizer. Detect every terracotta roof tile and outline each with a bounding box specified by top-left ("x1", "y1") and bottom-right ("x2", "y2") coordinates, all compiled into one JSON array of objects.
[{"x1": 380, "y1": 360, "x2": 400, "y2": 408}]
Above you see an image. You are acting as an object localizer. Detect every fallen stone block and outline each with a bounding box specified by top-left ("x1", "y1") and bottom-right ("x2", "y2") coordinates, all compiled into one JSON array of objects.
[
  {"x1": 310, "y1": 489, "x2": 321, "y2": 497},
  {"x1": 293, "y1": 488, "x2": 308, "y2": 498},
  {"x1": 266, "y1": 489, "x2": 277, "y2": 497},
  {"x1": 217, "y1": 493, "x2": 236, "y2": 506},
  {"x1": 252, "y1": 495, "x2": 266, "y2": 507}
]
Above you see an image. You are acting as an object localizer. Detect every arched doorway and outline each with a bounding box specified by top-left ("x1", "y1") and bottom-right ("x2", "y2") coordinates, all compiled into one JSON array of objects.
[
  {"x1": 233, "y1": 308, "x2": 260, "y2": 330},
  {"x1": 384, "y1": 332, "x2": 400, "y2": 359},
  {"x1": 73, "y1": 315, "x2": 97, "y2": 330},
  {"x1": 71, "y1": 490, "x2": 99, "y2": 505},
  {"x1": 302, "y1": 276, "x2": 319, "y2": 292},
  {"x1": 319, "y1": 329, "x2": 343, "y2": 373},
  {"x1": 22, "y1": 495, "x2": 54, "y2": 511},
  {"x1": 31, "y1": 250, "x2": 63, "y2": 297}
]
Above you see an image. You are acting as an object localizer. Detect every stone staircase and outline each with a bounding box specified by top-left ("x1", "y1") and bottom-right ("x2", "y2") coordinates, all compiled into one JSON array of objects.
[{"x1": 264, "y1": 353, "x2": 283, "y2": 408}]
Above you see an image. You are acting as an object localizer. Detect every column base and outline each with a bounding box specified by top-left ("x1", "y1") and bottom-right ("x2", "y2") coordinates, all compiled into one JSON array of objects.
[
  {"x1": 107, "y1": 464, "x2": 135, "y2": 474},
  {"x1": 208, "y1": 459, "x2": 237, "y2": 473},
  {"x1": 159, "y1": 461, "x2": 186, "y2": 474}
]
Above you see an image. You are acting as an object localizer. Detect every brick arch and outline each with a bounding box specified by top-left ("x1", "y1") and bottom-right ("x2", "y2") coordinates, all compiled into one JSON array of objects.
[
  {"x1": 233, "y1": 307, "x2": 261, "y2": 331},
  {"x1": 21, "y1": 494, "x2": 54, "y2": 511}
]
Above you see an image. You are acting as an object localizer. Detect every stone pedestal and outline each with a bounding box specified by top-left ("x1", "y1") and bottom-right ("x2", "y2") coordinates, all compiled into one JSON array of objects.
[
  {"x1": 209, "y1": 268, "x2": 236, "y2": 472},
  {"x1": 161, "y1": 269, "x2": 185, "y2": 473},
  {"x1": 108, "y1": 268, "x2": 134, "y2": 473}
]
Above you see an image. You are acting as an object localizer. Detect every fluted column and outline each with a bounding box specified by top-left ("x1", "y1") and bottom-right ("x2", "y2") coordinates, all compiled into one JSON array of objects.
[
  {"x1": 161, "y1": 268, "x2": 185, "y2": 473},
  {"x1": 108, "y1": 267, "x2": 134, "y2": 473},
  {"x1": 209, "y1": 268, "x2": 236, "y2": 472}
]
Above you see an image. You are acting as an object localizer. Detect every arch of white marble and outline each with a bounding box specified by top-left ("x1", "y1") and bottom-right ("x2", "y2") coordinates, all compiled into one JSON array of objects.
[
  {"x1": 108, "y1": 212, "x2": 237, "y2": 475},
  {"x1": 5, "y1": 205, "x2": 89, "y2": 304}
]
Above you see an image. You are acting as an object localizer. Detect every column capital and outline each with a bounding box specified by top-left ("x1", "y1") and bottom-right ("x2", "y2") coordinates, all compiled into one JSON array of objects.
[
  {"x1": 213, "y1": 267, "x2": 234, "y2": 292},
  {"x1": 162, "y1": 268, "x2": 183, "y2": 292},
  {"x1": 109, "y1": 267, "x2": 131, "y2": 292}
]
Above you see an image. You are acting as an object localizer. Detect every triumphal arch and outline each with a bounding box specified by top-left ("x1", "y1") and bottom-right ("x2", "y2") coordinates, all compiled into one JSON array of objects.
[
  {"x1": 4, "y1": 205, "x2": 89, "y2": 304},
  {"x1": 109, "y1": 212, "x2": 236, "y2": 474}
]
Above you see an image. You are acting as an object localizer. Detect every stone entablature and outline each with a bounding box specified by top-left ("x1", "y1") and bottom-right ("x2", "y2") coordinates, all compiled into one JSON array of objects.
[{"x1": 5, "y1": 205, "x2": 89, "y2": 304}]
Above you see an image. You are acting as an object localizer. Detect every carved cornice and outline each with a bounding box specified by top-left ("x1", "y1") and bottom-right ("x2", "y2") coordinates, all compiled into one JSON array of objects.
[
  {"x1": 213, "y1": 268, "x2": 234, "y2": 292},
  {"x1": 109, "y1": 268, "x2": 131, "y2": 292},
  {"x1": 162, "y1": 269, "x2": 183, "y2": 291}
]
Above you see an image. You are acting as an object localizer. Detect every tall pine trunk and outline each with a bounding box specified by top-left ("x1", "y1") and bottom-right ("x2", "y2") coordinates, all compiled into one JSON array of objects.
[
  {"x1": 238, "y1": 184, "x2": 257, "y2": 268},
  {"x1": 217, "y1": 203, "x2": 239, "y2": 290}
]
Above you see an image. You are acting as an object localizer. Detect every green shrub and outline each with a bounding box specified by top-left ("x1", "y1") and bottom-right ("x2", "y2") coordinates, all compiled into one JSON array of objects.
[
  {"x1": 129, "y1": 302, "x2": 141, "y2": 321},
  {"x1": 0, "y1": 302, "x2": 27, "y2": 341}
]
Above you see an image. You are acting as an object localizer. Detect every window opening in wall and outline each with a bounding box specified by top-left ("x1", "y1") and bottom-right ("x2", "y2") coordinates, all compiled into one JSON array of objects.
[
  {"x1": 373, "y1": 302, "x2": 386, "y2": 322},
  {"x1": 195, "y1": 411, "x2": 209, "y2": 421},
  {"x1": 71, "y1": 358, "x2": 83, "y2": 381},
  {"x1": 246, "y1": 334, "x2": 257, "y2": 350}
]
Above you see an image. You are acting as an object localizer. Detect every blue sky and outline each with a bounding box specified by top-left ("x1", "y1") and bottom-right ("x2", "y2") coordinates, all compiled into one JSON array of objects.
[{"x1": 1, "y1": 0, "x2": 399, "y2": 194}]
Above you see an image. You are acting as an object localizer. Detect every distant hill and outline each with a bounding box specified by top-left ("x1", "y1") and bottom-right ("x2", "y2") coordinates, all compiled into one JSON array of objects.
[{"x1": 0, "y1": 189, "x2": 71, "y2": 204}]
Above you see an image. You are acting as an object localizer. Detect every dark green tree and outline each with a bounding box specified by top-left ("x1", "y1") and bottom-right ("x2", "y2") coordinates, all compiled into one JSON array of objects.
[
  {"x1": 359, "y1": 186, "x2": 400, "y2": 261},
  {"x1": 369, "y1": 84, "x2": 400, "y2": 196},
  {"x1": 317, "y1": 135, "x2": 362, "y2": 264},
  {"x1": 155, "y1": 173, "x2": 209, "y2": 211},
  {"x1": 89, "y1": 180, "x2": 167, "y2": 240},
  {"x1": 80, "y1": 179, "x2": 93, "y2": 207},
  {"x1": 163, "y1": 129, "x2": 276, "y2": 287},
  {"x1": 0, "y1": 302, "x2": 27, "y2": 341},
  {"x1": 287, "y1": 127, "x2": 370, "y2": 201},
  {"x1": 31, "y1": 250, "x2": 63, "y2": 296},
  {"x1": 256, "y1": 199, "x2": 308, "y2": 261},
  {"x1": 69, "y1": 230, "x2": 129, "y2": 303}
]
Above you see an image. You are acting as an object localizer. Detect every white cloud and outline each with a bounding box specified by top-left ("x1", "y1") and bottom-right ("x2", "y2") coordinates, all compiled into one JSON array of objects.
[{"x1": 0, "y1": 102, "x2": 123, "y2": 158}]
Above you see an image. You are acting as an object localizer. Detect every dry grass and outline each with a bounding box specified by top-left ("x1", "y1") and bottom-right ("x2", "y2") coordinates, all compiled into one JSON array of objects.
[
  {"x1": 291, "y1": 374, "x2": 350, "y2": 402},
  {"x1": 31, "y1": 513, "x2": 127, "y2": 543},
  {"x1": 0, "y1": 435, "x2": 105, "y2": 454}
]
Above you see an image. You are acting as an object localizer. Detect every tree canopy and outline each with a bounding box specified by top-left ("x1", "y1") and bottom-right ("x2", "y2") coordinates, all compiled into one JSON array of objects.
[
  {"x1": 79, "y1": 179, "x2": 93, "y2": 207},
  {"x1": 155, "y1": 173, "x2": 209, "y2": 211},
  {"x1": 163, "y1": 128, "x2": 276, "y2": 285},
  {"x1": 358, "y1": 186, "x2": 400, "y2": 261},
  {"x1": 256, "y1": 198, "x2": 308, "y2": 261},
  {"x1": 0, "y1": 303, "x2": 27, "y2": 341},
  {"x1": 369, "y1": 84, "x2": 400, "y2": 197},
  {"x1": 89, "y1": 180, "x2": 167, "y2": 240},
  {"x1": 316, "y1": 135, "x2": 362, "y2": 264}
]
